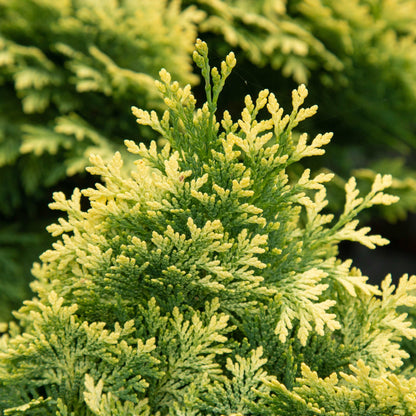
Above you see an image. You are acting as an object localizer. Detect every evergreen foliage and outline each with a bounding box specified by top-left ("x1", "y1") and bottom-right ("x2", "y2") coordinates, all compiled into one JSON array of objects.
[
  {"x1": 0, "y1": 0, "x2": 203, "y2": 321},
  {"x1": 0, "y1": 226, "x2": 42, "y2": 321},
  {"x1": 2, "y1": 0, "x2": 416, "y2": 216},
  {"x1": 1, "y1": 41, "x2": 415, "y2": 415},
  {"x1": 2, "y1": 0, "x2": 416, "y2": 323},
  {"x1": 0, "y1": 0, "x2": 202, "y2": 215},
  {"x1": 189, "y1": 0, "x2": 416, "y2": 157},
  {"x1": 0, "y1": 220, "x2": 53, "y2": 322},
  {"x1": 353, "y1": 159, "x2": 416, "y2": 223}
]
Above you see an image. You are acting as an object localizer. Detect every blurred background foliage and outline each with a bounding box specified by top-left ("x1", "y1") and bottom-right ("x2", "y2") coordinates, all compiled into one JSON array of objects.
[
  {"x1": 0, "y1": 0, "x2": 202, "y2": 216},
  {"x1": 1, "y1": 0, "x2": 416, "y2": 336}
]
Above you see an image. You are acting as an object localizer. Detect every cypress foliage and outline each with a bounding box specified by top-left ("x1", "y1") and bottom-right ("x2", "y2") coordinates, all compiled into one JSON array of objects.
[
  {"x1": 188, "y1": 0, "x2": 416, "y2": 220},
  {"x1": 2, "y1": 1, "x2": 416, "y2": 321},
  {"x1": 0, "y1": 0, "x2": 203, "y2": 321},
  {"x1": 189, "y1": 0, "x2": 416, "y2": 154},
  {"x1": 1, "y1": 40, "x2": 415, "y2": 415},
  {"x1": 2, "y1": 0, "x2": 416, "y2": 216},
  {"x1": 0, "y1": 0, "x2": 203, "y2": 215}
]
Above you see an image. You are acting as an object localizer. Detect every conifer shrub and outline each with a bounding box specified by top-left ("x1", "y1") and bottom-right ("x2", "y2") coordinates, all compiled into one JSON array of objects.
[
  {"x1": 3, "y1": 0, "x2": 416, "y2": 333},
  {"x1": 2, "y1": 0, "x2": 416, "y2": 216},
  {"x1": 0, "y1": 0, "x2": 202, "y2": 215},
  {"x1": 1, "y1": 40, "x2": 416, "y2": 415},
  {"x1": 189, "y1": 0, "x2": 416, "y2": 157},
  {"x1": 0, "y1": 0, "x2": 203, "y2": 321}
]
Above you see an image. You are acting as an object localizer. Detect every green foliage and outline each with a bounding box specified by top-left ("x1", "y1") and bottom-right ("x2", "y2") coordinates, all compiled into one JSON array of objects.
[
  {"x1": 3, "y1": 0, "x2": 416, "y2": 332},
  {"x1": 353, "y1": 158, "x2": 416, "y2": 222},
  {"x1": 402, "y1": 303, "x2": 416, "y2": 369},
  {"x1": 0, "y1": 224, "x2": 52, "y2": 322},
  {"x1": 189, "y1": 0, "x2": 416, "y2": 158},
  {"x1": 258, "y1": 359, "x2": 416, "y2": 415},
  {"x1": 0, "y1": 0, "x2": 203, "y2": 325},
  {"x1": 3, "y1": 0, "x2": 416, "y2": 215},
  {"x1": 1, "y1": 41, "x2": 415, "y2": 415},
  {"x1": 185, "y1": 0, "x2": 341, "y2": 83},
  {"x1": 0, "y1": 0, "x2": 203, "y2": 215},
  {"x1": 0, "y1": 292, "x2": 160, "y2": 414}
]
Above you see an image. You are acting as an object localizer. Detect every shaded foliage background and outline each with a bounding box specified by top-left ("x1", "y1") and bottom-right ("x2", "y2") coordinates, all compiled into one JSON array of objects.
[{"x1": 1, "y1": 0, "x2": 416, "y2": 322}]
